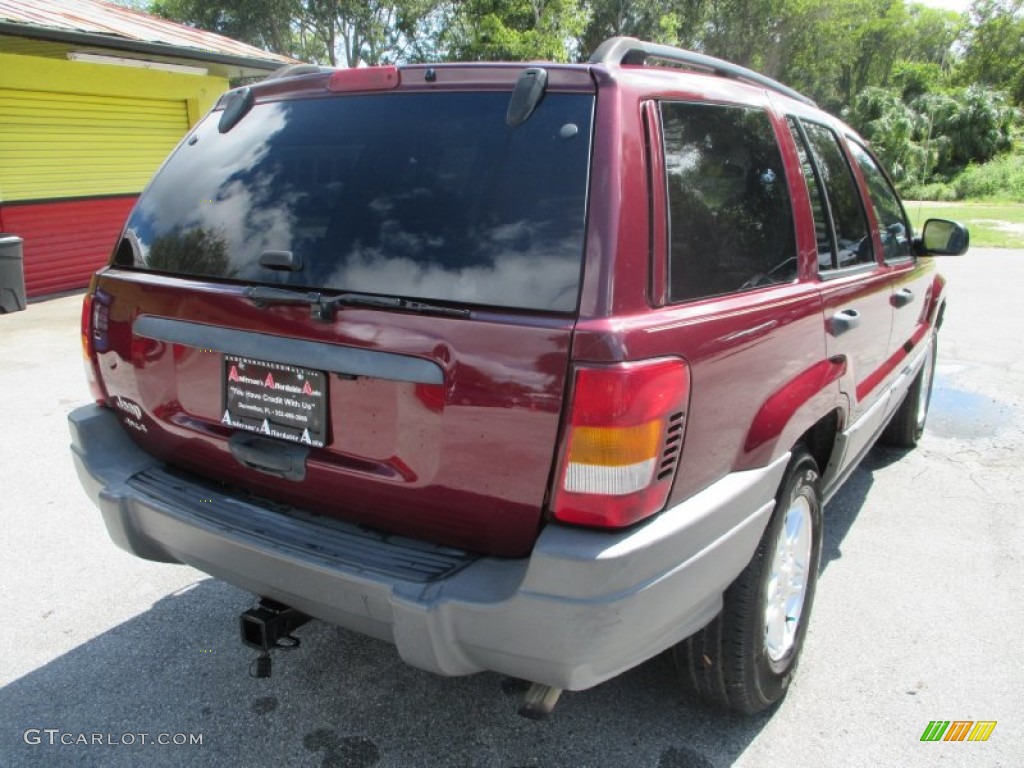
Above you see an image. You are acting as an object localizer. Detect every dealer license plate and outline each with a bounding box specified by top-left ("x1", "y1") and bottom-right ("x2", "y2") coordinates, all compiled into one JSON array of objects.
[{"x1": 222, "y1": 356, "x2": 327, "y2": 448}]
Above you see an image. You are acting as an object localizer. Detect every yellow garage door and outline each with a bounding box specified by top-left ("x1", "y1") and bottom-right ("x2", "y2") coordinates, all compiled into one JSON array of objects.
[{"x1": 0, "y1": 88, "x2": 189, "y2": 202}]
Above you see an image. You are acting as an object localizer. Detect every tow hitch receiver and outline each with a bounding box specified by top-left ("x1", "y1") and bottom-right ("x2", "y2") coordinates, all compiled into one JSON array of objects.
[{"x1": 240, "y1": 597, "x2": 311, "y2": 678}]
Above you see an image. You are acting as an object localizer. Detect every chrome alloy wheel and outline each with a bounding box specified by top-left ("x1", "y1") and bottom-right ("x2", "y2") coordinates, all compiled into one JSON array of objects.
[{"x1": 764, "y1": 495, "x2": 813, "y2": 663}]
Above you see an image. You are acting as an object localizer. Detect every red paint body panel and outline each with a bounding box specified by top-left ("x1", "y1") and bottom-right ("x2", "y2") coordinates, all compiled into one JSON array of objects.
[
  {"x1": 856, "y1": 322, "x2": 930, "y2": 403},
  {"x1": 569, "y1": 70, "x2": 840, "y2": 497},
  {"x1": 572, "y1": 282, "x2": 831, "y2": 499},
  {"x1": 93, "y1": 270, "x2": 571, "y2": 557},
  {"x1": 744, "y1": 358, "x2": 846, "y2": 457},
  {"x1": 888, "y1": 259, "x2": 938, "y2": 354},
  {"x1": 818, "y1": 269, "x2": 895, "y2": 412},
  {"x1": 80, "y1": 61, "x2": 948, "y2": 557},
  {"x1": 1, "y1": 197, "x2": 136, "y2": 297}
]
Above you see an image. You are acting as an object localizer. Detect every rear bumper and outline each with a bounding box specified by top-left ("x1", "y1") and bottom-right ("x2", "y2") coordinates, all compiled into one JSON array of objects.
[{"x1": 69, "y1": 404, "x2": 787, "y2": 690}]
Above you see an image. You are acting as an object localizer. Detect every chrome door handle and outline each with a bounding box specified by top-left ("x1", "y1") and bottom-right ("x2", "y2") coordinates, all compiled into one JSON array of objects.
[
  {"x1": 829, "y1": 309, "x2": 861, "y2": 336},
  {"x1": 893, "y1": 288, "x2": 914, "y2": 308}
]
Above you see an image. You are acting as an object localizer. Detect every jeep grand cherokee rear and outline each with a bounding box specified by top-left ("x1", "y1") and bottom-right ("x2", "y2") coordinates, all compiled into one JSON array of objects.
[{"x1": 71, "y1": 38, "x2": 958, "y2": 717}]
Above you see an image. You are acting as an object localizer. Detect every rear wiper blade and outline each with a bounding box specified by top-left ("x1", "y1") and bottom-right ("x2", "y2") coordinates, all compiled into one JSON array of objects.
[
  {"x1": 244, "y1": 286, "x2": 321, "y2": 306},
  {"x1": 327, "y1": 294, "x2": 471, "y2": 318},
  {"x1": 243, "y1": 286, "x2": 470, "y2": 321}
]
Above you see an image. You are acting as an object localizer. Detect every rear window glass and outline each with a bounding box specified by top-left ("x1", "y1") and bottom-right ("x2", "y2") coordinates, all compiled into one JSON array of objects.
[{"x1": 117, "y1": 92, "x2": 594, "y2": 313}]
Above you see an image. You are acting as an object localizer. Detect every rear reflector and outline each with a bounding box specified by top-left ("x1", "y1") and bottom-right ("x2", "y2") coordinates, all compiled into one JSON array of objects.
[
  {"x1": 80, "y1": 291, "x2": 91, "y2": 359},
  {"x1": 553, "y1": 358, "x2": 690, "y2": 528},
  {"x1": 328, "y1": 66, "x2": 401, "y2": 92}
]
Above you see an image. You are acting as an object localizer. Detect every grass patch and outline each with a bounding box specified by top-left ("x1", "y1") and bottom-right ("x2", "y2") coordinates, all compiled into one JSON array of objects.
[
  {"x1": 905, "y1": 201, "x2": 1024, "y2": 248},
  {"x1": 954, "y1": 154, "x2": 1024, "y2": 202}
]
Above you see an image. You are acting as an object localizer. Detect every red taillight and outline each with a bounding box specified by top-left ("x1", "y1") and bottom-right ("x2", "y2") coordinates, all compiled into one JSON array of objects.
[
  {"x1": 552, "y1": 359, "x2": 690, "y2": 528},
  {"x1": 80, "y1": 288, "x2": 107, "y2": 405},
  {"x1": 328, "y1": 66, "x2": 401, "y2": 92}
]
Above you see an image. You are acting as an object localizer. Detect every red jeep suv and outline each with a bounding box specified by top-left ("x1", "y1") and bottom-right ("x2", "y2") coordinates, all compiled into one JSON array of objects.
[{"x1": 70, "y1": 37, "x2": 967, "y2": 716}]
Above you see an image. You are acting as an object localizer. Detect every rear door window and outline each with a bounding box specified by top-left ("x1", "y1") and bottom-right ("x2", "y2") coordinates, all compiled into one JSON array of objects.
[
  {"x1": 786, "y1": 117, "x2": 835, "y2": 270},
  {"x1": 118, "y1": 92, "x2": 594, "y2": 313},
  {"x1": 798, "y1": 122, "x2": 875, "y2": 271},
  {"x1": 661, "y1": 102, "x2": 796, "y2": 302}
]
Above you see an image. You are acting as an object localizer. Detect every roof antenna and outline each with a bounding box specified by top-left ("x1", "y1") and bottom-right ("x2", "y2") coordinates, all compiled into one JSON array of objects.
[{"x1": 506, "y1": 67, "x2": 548, "y2": 127}]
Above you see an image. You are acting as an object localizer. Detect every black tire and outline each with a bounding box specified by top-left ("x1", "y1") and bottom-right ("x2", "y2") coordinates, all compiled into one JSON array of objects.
[
  {"x1": 881, "y1": 334, "x2": 936, "y2": 448},
  {"x1": 675, "y1": 448, "x2": 823, "y2": 714}
]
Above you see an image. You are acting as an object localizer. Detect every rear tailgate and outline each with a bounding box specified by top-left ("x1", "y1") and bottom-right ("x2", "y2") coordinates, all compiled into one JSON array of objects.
[
  {"x1": 88, "y1": 73, "x2": 594, "y2": 557},
  {"x1": 91, "y1": 273, "x2": 573, "y2": 556}
]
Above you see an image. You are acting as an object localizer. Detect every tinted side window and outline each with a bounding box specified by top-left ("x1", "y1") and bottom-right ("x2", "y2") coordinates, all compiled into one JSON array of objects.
[
  {"x1": 787, "y1": 118, "x2": 834, "y2": 270},
  {"x1": 848, "y1": 141, "x2": 912, "y2": 261},
  {"x1": 801, "y1": 122, "x2": 874, "y2": 270},
  {"x1": 662, "y1": 102, "x2": 796, "y2": 302}
]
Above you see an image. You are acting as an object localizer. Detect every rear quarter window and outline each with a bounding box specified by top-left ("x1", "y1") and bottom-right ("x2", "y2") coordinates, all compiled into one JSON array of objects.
[{"x1": 661, "y1": 102, "x2": 796, "y2": 302}]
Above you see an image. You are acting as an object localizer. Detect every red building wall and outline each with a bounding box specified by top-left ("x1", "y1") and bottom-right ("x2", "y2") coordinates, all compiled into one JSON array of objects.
[{"x1": 0, "y1": 196, "x2": 137, "y2": 297}]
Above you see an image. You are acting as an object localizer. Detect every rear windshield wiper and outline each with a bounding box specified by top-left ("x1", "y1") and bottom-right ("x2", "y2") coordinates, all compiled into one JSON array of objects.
[{"x1": 244, "y1": 286, "x2": 470, "y2": 321}]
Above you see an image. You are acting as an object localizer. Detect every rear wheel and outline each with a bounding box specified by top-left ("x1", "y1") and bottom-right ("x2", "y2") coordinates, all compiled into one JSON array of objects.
[
  {"x1": 675, "y1": 448, "x2": 823, "y2": 714},
  {"x1": 881, "y1": 334, "x2": 936, "y2": 448}
]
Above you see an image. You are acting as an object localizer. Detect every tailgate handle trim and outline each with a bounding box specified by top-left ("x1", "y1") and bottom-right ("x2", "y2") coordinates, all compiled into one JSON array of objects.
[
  {"x1": 134, "y1": 315, "x2": 443, "y2": 384},
  {"x1": 228, "y1": 433, "x2": 309, "y2": 481}
]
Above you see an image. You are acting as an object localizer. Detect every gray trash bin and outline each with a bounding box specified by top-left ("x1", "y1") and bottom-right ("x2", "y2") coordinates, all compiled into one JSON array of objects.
[{"x1": 0, "y1": 234, "x2": 27, "y2": 314}]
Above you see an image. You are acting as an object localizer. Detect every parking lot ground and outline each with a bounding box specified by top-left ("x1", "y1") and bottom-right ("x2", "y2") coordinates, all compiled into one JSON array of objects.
[{"x1": 1, "y1": 251, "x2": 1022, "y2": 767}]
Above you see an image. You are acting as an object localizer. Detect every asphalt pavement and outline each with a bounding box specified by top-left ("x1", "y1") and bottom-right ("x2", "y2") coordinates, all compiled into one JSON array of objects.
[{"x1": 1, "y1": 250, "x2": 1021, "y2": 767}]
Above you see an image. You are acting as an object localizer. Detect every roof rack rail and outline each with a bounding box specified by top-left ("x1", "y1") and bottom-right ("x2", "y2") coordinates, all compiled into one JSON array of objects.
[
  {"x1": 264, "y1": 63, "x2": 331, "y2": 81},
  {"x1": 589, "y1": 36, "x2": 816, "y2": 108}
]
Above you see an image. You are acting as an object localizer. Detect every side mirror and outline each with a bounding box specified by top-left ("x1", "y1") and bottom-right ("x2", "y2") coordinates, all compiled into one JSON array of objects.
[{"x1": 915, "y1": 218, "x2": 969, "y2": 256}]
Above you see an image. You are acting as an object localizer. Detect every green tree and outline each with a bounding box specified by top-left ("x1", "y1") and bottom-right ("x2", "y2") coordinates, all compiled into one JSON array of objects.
[
  {"x1": 847, "y1": 81, "x2": 1017, "y2": 184},
  {"x1": 304, "y1": 0, "x2": 445, "y2": 66},
  {"x1": 914, "y1": 86, "x2": 1017, "y2": 173},
  {"x1": 579, "y1": 0, "x2": 682, "y2": 58},
  {"x1": 890, "y1": 60, "x2": 944, "y2": 101},
  {"x1": 771, "y1": 0, "x2": 965, "y2": 110},
  {"x1": 147, "y1": 227, "x2": 233, "y2": 276},
  {"x1": 151, "y1": 0, "x2": 317, "y2": 58},
  {"x1": 835, "y1": 0, "x2": 909, "y2": 105},
  {"x1": 153, "y1": 0, "x2": 444, "y2": 66},
  {"x1": 902, "y1": 3, "x2": 968, "y2": 67},
  {"x1": 695, "y1": 0, "x2": 792, "y2": 71},
  {"x1": 845, "y1": 87, "x2": 928, "y2": 182},
  {"x1": 960, "y1": 0, "x2": 1024, "y2": 103},
  {"x1": 442, "y1": 0, "x2": 588, "y2": 62},
  {"x1": 583, "y1": 0, "x2": 795, "y2": 73}
]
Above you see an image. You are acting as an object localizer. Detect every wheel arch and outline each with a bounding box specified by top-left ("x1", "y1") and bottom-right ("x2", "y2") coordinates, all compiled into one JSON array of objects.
[
  {"x1": 738, "y1": 358, "x2": 847, "y2": 471},
  {"x1": 796, "y1": 410, "x2": 841, "y2": 481},
  {"x1": 929, "y1": 272, "x2": 948, "y2": 330}
]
